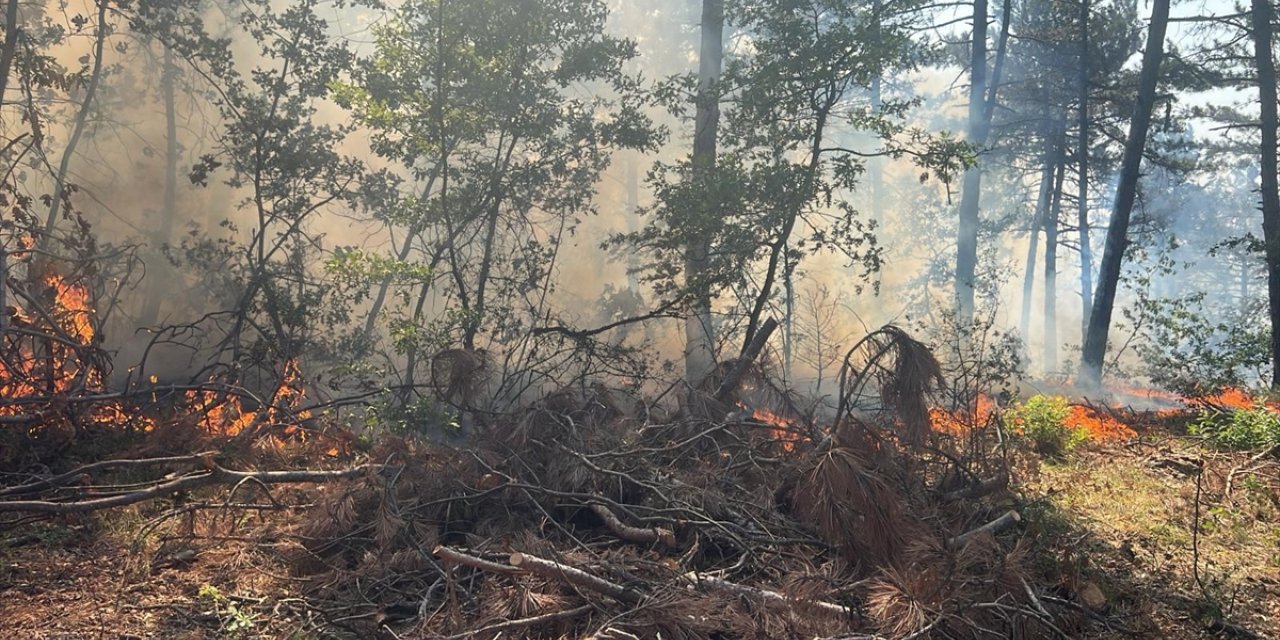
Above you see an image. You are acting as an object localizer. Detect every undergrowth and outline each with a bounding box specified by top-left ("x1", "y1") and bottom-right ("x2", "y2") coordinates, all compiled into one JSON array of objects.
[
  {"x1": 1005, "y1": 395, "x2": 1088, "y2": 459},
  {"x1": 1191, "y1": 406, "x2": 1280, "y2": 450}
]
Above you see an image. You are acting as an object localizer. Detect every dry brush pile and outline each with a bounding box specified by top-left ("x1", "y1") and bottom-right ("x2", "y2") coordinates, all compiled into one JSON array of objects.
[{"x1": 0, "y1": 323, "x2": 1112, "y2": 639}]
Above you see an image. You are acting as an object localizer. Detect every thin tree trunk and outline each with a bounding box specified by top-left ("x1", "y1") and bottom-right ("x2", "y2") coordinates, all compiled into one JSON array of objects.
[
  {"x1": 686, "y1": 0, "x2": 723, "y2": 383},
  {"x1": 140, "y1": 46, "x2": 179, "y2": 327},
  {"x1": 0, "y1": 0, "x2": 19, "y2": 106},
  {"x1": 1253, "y1": 0, "x2": 1280, "y2": 387},
  {"x1": 363, "y1": 172, "x2": 438, "y2": 338},
  {"x1": 869, "y1": 0, "x2": 885, "y2": 225},
  {"x1": 954, "y1": 0, "x2": 989, "y2": 321},
  {"x1": 0, "y1": 0, "x2": 16, "y2": 334},
  {"x1": 954, "y1": 0, "x2": 1008, "y2": 321},
  {"x1": 783, "y1": 266, "x2": 793, "y2": 381},
  {"x1": 984, "y1": 0, "x2": 1012, "y2": 125},
  {"x1": 626, "y1": 153, "x2": 640, "y2": 291},
  {"x1": 1019, "y1": 115, "x2": 1058, "y2": 340},
  {"x1": 1079, "y1": 0, "x2": 1171, "y2": 386},
  {"x1": 40, "y1": 0, "x2": 108, "y2": 249},
  {"x1": 1044, "y1": 137, "x2": 1067, "y2": 372},
  {"x1": 1077, "y1": 0, "x2": 1093, "y2": 343}
]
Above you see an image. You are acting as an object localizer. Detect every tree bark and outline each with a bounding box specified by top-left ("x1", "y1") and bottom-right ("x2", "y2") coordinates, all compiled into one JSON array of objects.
[
  {"x1": 869, "y1": 0, "x2": 885, "y2": 225},
  {"x1": 1077, "y1": 0, "x2": 1093, "y2": 344},
  {"x1": 685, "y1": 0, "x2": 723, "y2": 384},
  {"x1": 1079, "y1": 0, "x2": 1171, "y2": 386},
  {"x1": 1253, "y1": 0, "x2": 1280, "y2": 387}
]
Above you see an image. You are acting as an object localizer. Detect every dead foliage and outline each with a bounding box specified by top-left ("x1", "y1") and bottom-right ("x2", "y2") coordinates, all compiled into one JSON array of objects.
[{"x1": 0, "y1": 325, "x2": 1112, "y2": 639}]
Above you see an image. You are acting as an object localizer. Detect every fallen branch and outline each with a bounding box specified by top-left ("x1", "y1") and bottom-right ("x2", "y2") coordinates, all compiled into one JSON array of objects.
[
  {"x1": 508, "y1": 551, "x2": 644, "y2": 604},
  {"x1": 0, "y1": 451, "x2": 219, "y2": 498},
  {"x1": 681, "y1": 572, "x2": 848, "y2": 616},
  {"x1": 714, "y1": 317, "x2": 779, "y2": 402},
  {"x1": 440, "y1": 604, "x2": 593, "y2": 640},
  {"x1": 1224, "y1": 444, "x2": 1279, "y2": 499},
  {"x1": 434, "y1": 545, "x2": 522, "y2": 575},
  {"x1": 948, "y1": 510, "x2": 1021, "y2": 549},
  {"x1": 0, "y1": 465, "x2": 377, "y2": 514},
  {"x1": 1206, "y1": 617, "x2": 1265, "y2": 639},
  {"x1": 942, "y1": 474, "x2": 1008, "y2": 502},
  {"x1": 589, "y1": 503, "x2": 676, "y2": 547}
]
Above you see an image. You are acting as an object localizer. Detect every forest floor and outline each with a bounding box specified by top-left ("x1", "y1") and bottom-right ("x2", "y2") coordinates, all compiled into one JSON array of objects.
[
  {"x1": 1, "y1": 417, "x2": 1278, "y2": 639},
  {"x1": 1027, "y1": 432, "x2": 1280, "y2": 638}
]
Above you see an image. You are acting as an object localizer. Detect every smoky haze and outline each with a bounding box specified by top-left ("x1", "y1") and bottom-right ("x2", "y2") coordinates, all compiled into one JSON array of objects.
[{"x1": 1, "y1": 0, "x2": 1269, "y2": 407}]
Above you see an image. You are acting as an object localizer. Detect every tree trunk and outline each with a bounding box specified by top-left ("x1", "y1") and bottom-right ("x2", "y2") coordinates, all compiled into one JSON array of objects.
[
  {"x1": 954, "y1": 0, "x2": 989, "y2": 322},
  {"x1": 1044, "y1": 154, "x2": 1066, "y2": 372},
  {"x1": 40, "y1": 0, "x2": 108, "y2": 249},
  {"x1": 0, "y1": 0, "x2": 19, "y2": 104},
  {"x1": 1079, "y1": 0, "x2": 1171, "y2": 386},
  {"x1": 1253, "y1": 0, "x2": 1280, "y2": 387},
  {"x1": 954, "y1": 0, "x2": 1009, "y2": 322},
  {"x1": 139, "y1": 46, "x2": 179, "y2": 327},
  {"x1": 1077, "y1": 0, "x2": 1093, "y2": 344},
  {"x1": 1019, "y1": 114, "x2": 1059, "y2": 341},
  {"x1": 869, "y1": 0, "x2": 885, "y2": 225},
  {"x1": 685, "y1": 0, "x2": 722, "y2": 384}
]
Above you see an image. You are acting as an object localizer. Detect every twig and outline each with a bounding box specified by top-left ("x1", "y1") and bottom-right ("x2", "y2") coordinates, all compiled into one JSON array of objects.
[
  {"x1": 681, "y1": 572, "x2": 849, "y2": 616},
  {"x1": 508, "y1": 551, "x2": 644, "y2": 605},
  {"x1": 439, "y1": 604, "x2": 593, "y2": 640},
  {"x1": 1019, "y1": 576, "x2": 1050, "y2": 618},
  {"x1": 0, "y1": 465, "x2": 377, "y2": 514},
  {"x1": 1224, "y1": 444, "x2": 1278, "y2": 499},
  {"x1": 0, "y1": 452, "x2": 221, "y2": 498}
]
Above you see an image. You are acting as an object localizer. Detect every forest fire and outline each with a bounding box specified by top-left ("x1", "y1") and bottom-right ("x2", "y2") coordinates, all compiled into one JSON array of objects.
[
  {"x1": 1, "y1": 275, "x2": 102, "y2": 405},
  {"x1": 184, "y1": 359, "x2": 312, "y2": 438},
  {"x1": 744, "y1": 406, "x2": 804, "y2": 452},
  {"x1": 9, "y1": 0, "x2": 1280, "y2": 636},
  {"x1": 928, "y1": 394, "x2": 998, "y2": 435},
  {"x1": 1064, "y1": 405, "x2": 1136, "y2": 441},
  {"x1": 929, "y1": 394, "x2": 1135, "y2": 441}
]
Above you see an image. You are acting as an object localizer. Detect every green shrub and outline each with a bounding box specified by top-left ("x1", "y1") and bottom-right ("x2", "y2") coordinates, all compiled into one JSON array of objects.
[
  {"x1": 1005, "y1": 395, "x2": 1088, "y2": 459},
  {"x1": 1191, "y1": 405, "x2": 1280, "y2": 450}
]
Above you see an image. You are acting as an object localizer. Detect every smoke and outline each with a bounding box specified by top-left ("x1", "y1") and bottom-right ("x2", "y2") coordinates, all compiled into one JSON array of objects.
[{"x1": 5, "y1": 0, "x2": 1262, "y2": 399}]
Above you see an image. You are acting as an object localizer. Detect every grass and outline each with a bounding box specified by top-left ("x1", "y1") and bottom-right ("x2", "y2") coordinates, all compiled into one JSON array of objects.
[{"x1": 1026, "y1": 438, "x2": 1280, "y2": 637}]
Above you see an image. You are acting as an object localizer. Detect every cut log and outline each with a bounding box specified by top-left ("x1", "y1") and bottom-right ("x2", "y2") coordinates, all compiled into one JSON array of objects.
[
  {"x1": 947, "y1": 509, "x2": 1021, "y2": 548},
  {"x1": 434, "y1": 546, "x2": 522, "y2": 575}
]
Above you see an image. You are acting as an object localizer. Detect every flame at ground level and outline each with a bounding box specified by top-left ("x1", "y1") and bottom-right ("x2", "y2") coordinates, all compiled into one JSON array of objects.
[
  {"x1": 929, "y1": 394, "x2": 1135, "y2": 442},
  {"x1": 1064, "y1": 405, "x2": 1136, "y2": 441}
]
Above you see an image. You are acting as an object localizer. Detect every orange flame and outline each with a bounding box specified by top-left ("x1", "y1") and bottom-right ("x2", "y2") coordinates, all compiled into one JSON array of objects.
[
  {"x1": 929, "y1": 394, "x2": 997, "y2": 435},
  {"x1": 1064, "y1": 405, "x2": 1136, "y2": 441},
  {"x1": 185, "y1": 358, "x2": 311, "y2": 438},
  {"x1": 744, "y1": 406, "x2": 804, "y2": 452}
]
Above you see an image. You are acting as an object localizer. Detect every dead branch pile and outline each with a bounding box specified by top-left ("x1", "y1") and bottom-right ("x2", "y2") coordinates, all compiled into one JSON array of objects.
[
  {"x1": 240, "y1": 330, "x2": 1086, "y2": 639},
  {"x1": 0, "y1": 325, "x2": 1096, "y2": 639}
]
